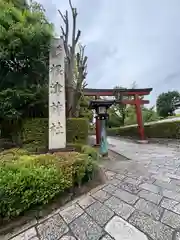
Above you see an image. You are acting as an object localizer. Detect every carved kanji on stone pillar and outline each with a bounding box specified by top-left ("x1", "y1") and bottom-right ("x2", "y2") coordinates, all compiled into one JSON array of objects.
[{"x1": 49, "y1": 38, "x2": 66, "y2": 150}]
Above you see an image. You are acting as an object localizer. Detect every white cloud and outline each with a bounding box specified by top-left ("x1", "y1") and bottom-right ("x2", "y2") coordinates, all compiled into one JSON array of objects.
[{"x1": 38, "y1": 0, "x2": 180, "y2": 105}]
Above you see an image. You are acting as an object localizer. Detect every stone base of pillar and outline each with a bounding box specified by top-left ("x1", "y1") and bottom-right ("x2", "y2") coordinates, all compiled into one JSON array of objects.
[
  {"x1": 136, "y1": 140, "x2": 149, "y2": 144},
  {"x1": 101, "y1": 152, "x2": 108, "y2": 157},
  {"x1": 48, "y1": 147, "x2": 75, "y2": 153},
  {"x1": 93, "y1": 144, "x2": 100, "y2": 147}
]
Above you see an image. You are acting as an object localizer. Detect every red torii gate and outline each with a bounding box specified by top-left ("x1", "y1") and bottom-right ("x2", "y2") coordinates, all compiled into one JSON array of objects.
[{"x1": 84, "y1": 88, "x2": 153, "y2": 144}]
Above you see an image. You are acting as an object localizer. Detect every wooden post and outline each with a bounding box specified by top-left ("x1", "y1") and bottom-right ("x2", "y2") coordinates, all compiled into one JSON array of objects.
[{"x1": 134, "y1": 95, "x2": 145, "y2": 140}]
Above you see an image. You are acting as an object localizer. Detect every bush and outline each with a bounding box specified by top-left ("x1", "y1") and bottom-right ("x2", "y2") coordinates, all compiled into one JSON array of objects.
[
  {"x1": 67, "y1": 143, "x2": 84, "y2": 152},
  {"x1": 66, "y1": 118, "x2": 88, "y2": 144},
  {"x1": 144, "y1": 121, "x2": 180, "y2": 138},
  {"x1": 0, "y1": 120, "x2": 22, "y2": 144},
  {"x1": 22, "y1": 118, "x2": 48, "y2": 152},
  {"x1": 66, "y1": 143, "x2": 99, "y2": 161},
  {"x1": 0, "y1": 148, "x2": 30, "y2": 157},
  {"x1": 0, "y1": 150, "x2": 97, "y2": 219},
  {"x1": 81, "y1": 145, "x2": 99, "y2": 160},
  {"x1": 107, "y1": 127, "x2": 120, "y2": 136},
  {"x1": 0, "y1": 148, "x2": 30, "y2": 163},
  {"x1": 107, "y1": 121, "x2": 180, "y2": 139}
]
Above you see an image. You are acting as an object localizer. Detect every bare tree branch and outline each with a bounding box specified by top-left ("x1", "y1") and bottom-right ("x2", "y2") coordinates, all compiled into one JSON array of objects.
[
  {"x1": 69, "y1": 0, "x2": 73, "y2": 11},
  {"x1": 75, "y1": 30, "x2": 81, "y2": 44},
  {"x1": 65, "y1": 11, "x2": 69, "y2": 45},
  {"x1": 60, "y1": 26, "x2": 65, "y2": 37},
  {"x1": 58, "y1": 10, "x2": 66, "y2": 23}
]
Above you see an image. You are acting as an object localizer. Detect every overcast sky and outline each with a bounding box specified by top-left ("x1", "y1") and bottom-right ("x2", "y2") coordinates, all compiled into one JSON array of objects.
[{"x1": 38, "y1": 0, "x2": 180, "y2": 105}]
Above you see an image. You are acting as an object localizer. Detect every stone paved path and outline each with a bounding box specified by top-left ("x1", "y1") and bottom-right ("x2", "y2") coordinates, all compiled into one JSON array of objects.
[{"x1": 3, "y1": 137, "x2": 180, "y2": 240}]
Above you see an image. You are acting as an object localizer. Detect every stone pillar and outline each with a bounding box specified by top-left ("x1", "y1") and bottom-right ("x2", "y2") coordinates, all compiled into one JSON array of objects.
[{"x1": 48, "y1": 38, "x2": 66, "y2": 150}]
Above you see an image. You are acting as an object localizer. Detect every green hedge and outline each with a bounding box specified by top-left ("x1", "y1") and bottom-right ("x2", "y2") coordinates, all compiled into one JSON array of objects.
[
  {"x1": 107, "y1": 121, "x2": 180, "y2": 139},
  {"x1": 22, "y1": 118, "x2": 48, "y2": 152},
  {"x1": 66, "y1": 118, "x2": 88, "y2": 144},
  {"x1": 0, "y1": 150, "x2": 97, "y2": 219},
  {"x1": 21, "y1": 118, "x2": 89, "y2": 152},
  {"x1": 66, "y1": 143, "x2": 99, "y2": 161},
  {"x1": 81, "y1": 145, "x2": 99, "y2": 160}
]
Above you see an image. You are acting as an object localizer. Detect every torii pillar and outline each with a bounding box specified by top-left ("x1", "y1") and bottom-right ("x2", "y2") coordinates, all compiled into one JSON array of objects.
[{"x1": 134, "y1": 94, "x2": 145, "y2": 141}]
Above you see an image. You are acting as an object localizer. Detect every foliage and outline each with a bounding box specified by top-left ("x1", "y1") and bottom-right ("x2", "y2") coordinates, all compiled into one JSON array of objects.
[
  {"x1": 81, "y1": 145, "x2": 99, "y2": 160},
  {"x1": 142, "y1": 106, "x2": 159, "y2": 122},
  {"x1": 0, "y1": 148, "x2": 29, "y2": 157},
  {"x1": 0, "y1": 151, "x2": 97, "y2": 219},
  {"x1": 156, "y1": 91, "x2": 180, "y2": 118},
  {"x1": 124, "y1": 106, "x2": 137, "y2": 125},
  {"x1": 66, "y1": 143, "x2": 98, "y2": 160},
  {"x1": 107, "y1": 107, "x2": 122, "y2": 128},
  {"x1": 0, "y1": 0, "x2": 52, "y2": 127},
  {"x1": 107, "y1": 121, "x2": 180, "y2": 139},
  {"x1": 124, "y1": 106, "x2": 159, "y2": 125},
  {"x1": 112, "y1": 86, "x2": 128, "y2": 126},
  {"x1": 66, "y1": 118, "x2": 88, "y2": 144},
  {"x1": 72, "y1": 44, "x2": 88, "y2": 117},
  {"x1": 107, "y1": 82, "x2": 142, "y2": 127},
  {"x1": 22, "y1": 118, "x2": 48, "y2": 152},
  {"x1": 106, "y1": 127, "x2": 120, "y2": 136},
  {"x1": 67, "y1": 143, "x2": 84, "y2": 152},
  {"x1": 79, "y1": 96, "x2": 93, "y2": 122}
]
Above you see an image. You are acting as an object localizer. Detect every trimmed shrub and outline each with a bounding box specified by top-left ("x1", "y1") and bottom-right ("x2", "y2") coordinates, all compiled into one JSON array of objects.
[
  {"x1": 0, "y1": 148, "x2": 30, "y2": 156},
  {"x1": 22, "y1": 118, "x2": 48, "y2": 152},
  {"x1": 66, "y1": 143, "x2": 99, "y2": 160},
  {"x1": 0, "y1": 151, "x2": 97, "y2": 219},
  {"x1": 67, "y1": 143, "x2": 84, "y2": 152},
  {"x1": 0, "y1": 120, "x2": 22, "y2": 144},
  {"x1": 107, "y1": 120, "x2": 180, "y2": 139},
  {"x1": 81, "y1": 145, "x2": 99, "y2": 160},
  {"x1": 144, "y1": 121, "x2": 180, "y2": 138},
  {"x1": 107, "y1": 127, "x2": 121, "y2": 136},
  {"x1": 66, "y1": 118, "x2": 88, "y2": 144},
  {"x1": 0, "y1": 148, "x2": 30, "y2": 163}
]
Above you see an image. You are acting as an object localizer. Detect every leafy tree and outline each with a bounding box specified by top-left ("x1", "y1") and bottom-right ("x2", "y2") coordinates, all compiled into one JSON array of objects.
[
  {"x1": 0, "y1": 0, "x2": 53, "y2": 139},
  {"x1": 156, "y1": 91, "x2": 180, "y2": 117},
  {"x1": 112, "y1": 85, "x2": 132, "y2": 126},
  {"x1": 124, "y1": 106, "x2": 137, "y2": 125},
  {"x1": 107, "y1": 107, "x2": 123, "y2": 128},
  {"x1": 72, "y1": 44, "x2": 88, "y2": 117},
  {"x1": 79, "y1": 96, "x2": 93, "y2": 122},
  {"x1": 8, "y1": 0, "x2": 28, "y2": 10},
  {"x1": 142, "y1": 106, "x2": 159, "y2": 122}
]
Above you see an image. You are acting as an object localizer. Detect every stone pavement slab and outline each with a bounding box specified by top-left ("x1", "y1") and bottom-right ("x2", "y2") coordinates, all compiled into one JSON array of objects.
[
  {"x1": 137, "y1": 189, "x2": 163, "y2": 204},
  {"x1": 92, "y1": 189, "x2": 111, "y2": 203},
  {"x1": 37, "y1": 214, "x2": 69, "y2": 240},
  {"x1": 161, "y1": 209, "x2": 180, "y2": 229},
  {"x1": 69, "y1": 213, "x2": 104, "y2": 240},
  {"x1": 104, "y1": 196, "x2": 135, "y2": 219},
  {"x1": 112, "y1": 188, "x2": 139, "y2": 204},
  {"x1": 11, "y1": 228, "x2": 37, "y2": 240},
  {"x1": 101, "y1": 235, "x2": 113, "y2": 240},
  {"x1": 86, "y1": 201, "x2": 114, "y2": 226},
  {"x1": 59, "y1": 204, "x2": 84, "y2": 224},
  {"x1": 129, "y1": 211, "x2": 173, "y2": 240},
  {"x1": 105, "y1": 216, "x2": 148, "y2": 240},
  {"x1": 134, "y1": 198, "x2": 163, "y2": 220},
  {"x1": 4, "y1": 137, "x2": 180, "y2": 240}
]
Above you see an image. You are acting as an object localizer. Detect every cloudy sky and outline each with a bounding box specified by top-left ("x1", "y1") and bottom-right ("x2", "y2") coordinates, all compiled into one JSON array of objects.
[{"x1": 38, "y1": 0, "x2": 180, "y2": 105}]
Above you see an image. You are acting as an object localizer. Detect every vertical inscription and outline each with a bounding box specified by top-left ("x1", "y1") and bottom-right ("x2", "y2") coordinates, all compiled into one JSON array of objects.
[{"x1": 48, "y1": 38, "x2": 66, "y2": 150}]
